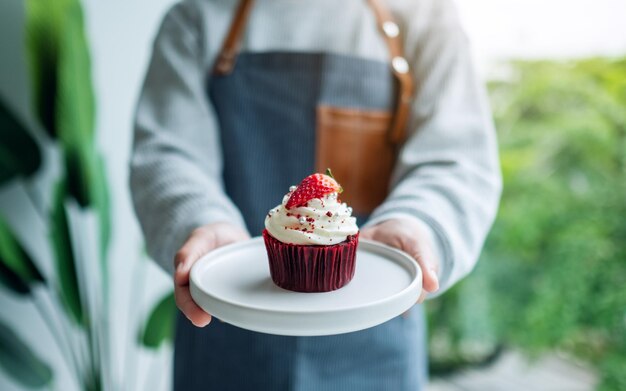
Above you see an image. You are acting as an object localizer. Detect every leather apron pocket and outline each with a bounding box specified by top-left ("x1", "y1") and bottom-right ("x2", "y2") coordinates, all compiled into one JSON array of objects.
[{"x1": 315, "y1": 105, "x2": 395, "y2": 215}]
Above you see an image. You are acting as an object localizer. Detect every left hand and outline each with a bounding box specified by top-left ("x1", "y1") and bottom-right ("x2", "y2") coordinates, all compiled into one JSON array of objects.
[{"x1": 361, "y1": 218, "x2": 440, "y2": 303}]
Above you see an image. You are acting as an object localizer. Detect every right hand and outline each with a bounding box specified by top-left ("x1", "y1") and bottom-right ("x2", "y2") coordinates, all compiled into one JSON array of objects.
[{"x1": 174, "y1": 222, "x2": 250, "y2": 327}]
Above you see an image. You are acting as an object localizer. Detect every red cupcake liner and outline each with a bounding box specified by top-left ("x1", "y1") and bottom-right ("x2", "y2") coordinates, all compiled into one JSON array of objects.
[{"x1": 262, "y1": 229, "x2": 359, "y2": 293}]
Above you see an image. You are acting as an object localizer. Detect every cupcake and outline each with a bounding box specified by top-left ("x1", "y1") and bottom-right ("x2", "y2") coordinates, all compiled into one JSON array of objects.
[{"x1": 263, "y1": 169, "x2": 359, "y2": 292}]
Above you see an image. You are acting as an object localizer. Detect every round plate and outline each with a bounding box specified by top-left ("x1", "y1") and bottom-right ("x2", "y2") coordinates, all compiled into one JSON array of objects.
[{"x1": 190, "y1": 237, "x2": 422, "y2": 336}]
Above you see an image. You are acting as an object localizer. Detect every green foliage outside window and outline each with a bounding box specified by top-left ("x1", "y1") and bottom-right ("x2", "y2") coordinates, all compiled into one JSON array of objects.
[{"x1": 428, "y1": 57, "x2": 626, "y2": 391}]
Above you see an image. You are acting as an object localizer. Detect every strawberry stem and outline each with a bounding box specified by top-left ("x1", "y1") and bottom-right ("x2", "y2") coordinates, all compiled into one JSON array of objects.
[{"x1": 325, "y1": 168, "x2": 343, "y2": 193}]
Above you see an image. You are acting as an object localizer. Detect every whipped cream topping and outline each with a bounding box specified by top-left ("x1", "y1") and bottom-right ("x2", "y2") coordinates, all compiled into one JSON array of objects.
[{"x1": 264, "y1": 190, "x2": 359, "y2": 245}]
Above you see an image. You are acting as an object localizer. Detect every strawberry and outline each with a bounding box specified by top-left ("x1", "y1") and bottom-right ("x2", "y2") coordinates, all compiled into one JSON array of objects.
[{"x1": 286, "y1": 169, "x2": 343, "y2": 209}]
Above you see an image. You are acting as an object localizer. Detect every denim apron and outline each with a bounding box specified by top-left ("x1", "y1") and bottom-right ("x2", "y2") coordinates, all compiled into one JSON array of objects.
[{"x1": 174, "y1": 2, "x2": 428, "y2": 390}]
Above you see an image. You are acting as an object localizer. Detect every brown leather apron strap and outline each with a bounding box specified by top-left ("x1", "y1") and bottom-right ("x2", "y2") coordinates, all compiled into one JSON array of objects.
[
  {"x1": 213, "y1": 0, "x2": 255, "y2": 75},
  {"x1": 367, "y1": 0, "x2": 415, "y2": 145},
  {"x1": 212, "y1": 0, "x2": 415, "y2": 144}
]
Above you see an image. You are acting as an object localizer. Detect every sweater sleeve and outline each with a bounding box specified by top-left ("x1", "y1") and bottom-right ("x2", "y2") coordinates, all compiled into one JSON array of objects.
[
  {"x1": 129, "y1": 2, "x2": 246, "y2": 275},
  {"x1": 367, "y1": 0, "x2": 502, "y2": 295}
]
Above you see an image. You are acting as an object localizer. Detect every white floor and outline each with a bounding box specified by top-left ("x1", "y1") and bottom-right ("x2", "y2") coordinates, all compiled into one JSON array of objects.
[{"x1": 428, "y1": 350, "x2": 597, "y2": 391}]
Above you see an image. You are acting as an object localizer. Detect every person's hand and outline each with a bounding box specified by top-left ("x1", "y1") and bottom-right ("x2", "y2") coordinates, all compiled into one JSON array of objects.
[
  {"x1": 174, "y1": 222, "x2": 250, "y2": 327},
  {"x1": 360, "y1": 218, "x2": 440, "y2": 303}
]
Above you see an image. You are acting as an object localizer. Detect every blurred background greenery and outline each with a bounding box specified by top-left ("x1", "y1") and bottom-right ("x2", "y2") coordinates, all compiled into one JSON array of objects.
[{"x1": 427, "y1": 57, "x2": 626, "y2": 391}]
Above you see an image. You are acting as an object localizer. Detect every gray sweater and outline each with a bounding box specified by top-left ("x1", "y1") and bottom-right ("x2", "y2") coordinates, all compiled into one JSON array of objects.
[{"x1": 130, "y1": 0, "x2": 502, "y2": 294}]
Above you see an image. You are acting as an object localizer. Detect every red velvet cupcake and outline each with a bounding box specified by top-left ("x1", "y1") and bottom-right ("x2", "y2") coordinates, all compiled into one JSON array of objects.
[{"x1": 263, "y1": 170, "x2": 360, "y2": 292}]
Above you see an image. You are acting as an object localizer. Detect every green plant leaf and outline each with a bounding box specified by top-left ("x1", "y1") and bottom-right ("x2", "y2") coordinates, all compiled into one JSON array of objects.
[
  {"x1": 0, "y1": 217, "x2": 45, "y2": 295},
  {"x1": 57, "y1": 1, "x2": 96, "y2": 207},
  {"x1": 62, "y1": 150, "x2": 109, "y2": 243},
  {"x1": 63, "y1": 147, "x2": 92, "y2": 208},
  {"x1": 26, "y1": 0, "x2": 100, "y2": 208},
  {"x1": 26, "y1": 0, "x2": 110, "y2": 273},
  {"x1": 64, "y1": 151, "x2": 110, "y2": 295},
  {"x1": 0, "y1": 99, "x2": 42, "y2": 185},
  {"x1": 24, "y1": 0, "x2": 69, "y2": 139},
  {"x1": 93, "y1": 155, "x2": 110, "y2": 279},
  {"x1": 50, "y1": 179, "x2": 85, "y2": 326},
  {"x1": 0, "y1": 262, "x2": 31, "y2": 295},
  {"x1": 428, "y1": 57, "x2": 626, "y2": 388},
  {"x1": 140, "y1": 292, "x2": 175, "y2": 349},
  {"x1": 0, "y1": 320, "x2": 53, "y2": 388},
  {"x1": 57, "y1": 1, "x2": 95, "y2": 144}
]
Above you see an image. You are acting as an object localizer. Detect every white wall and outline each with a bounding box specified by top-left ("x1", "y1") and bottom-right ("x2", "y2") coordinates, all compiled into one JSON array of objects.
[{"x1": 457, "y1": 0, "x2": 626, "y2": 73}]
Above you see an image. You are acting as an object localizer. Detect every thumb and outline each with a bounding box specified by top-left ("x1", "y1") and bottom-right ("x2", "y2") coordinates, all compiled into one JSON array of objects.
[{"x1": 403, "y1": 241, "x2": 439, "y2": 293}]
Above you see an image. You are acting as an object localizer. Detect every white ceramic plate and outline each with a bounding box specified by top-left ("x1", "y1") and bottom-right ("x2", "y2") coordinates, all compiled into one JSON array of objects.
[{"x1": 190, "y1": 237, "x2": 422, "y2": 336}]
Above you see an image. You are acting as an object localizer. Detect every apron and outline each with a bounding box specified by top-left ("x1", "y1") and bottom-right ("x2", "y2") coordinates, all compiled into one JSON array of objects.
[{"x1": 174, "y1": 1, "x2": 427, "y2": 390}]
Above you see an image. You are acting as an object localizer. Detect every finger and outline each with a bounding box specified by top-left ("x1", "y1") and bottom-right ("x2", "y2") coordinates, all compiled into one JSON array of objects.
[
  {"x1": 421, "y1": 265, "x2": 439, "y2": 293},
  {"x1": 417, "y1": 289, "x2": 429, "y2": 304},
  {"x1": 173, "y1": 234, "x2": 214, "y2": 327},
  {"x1": 362, "y1": 220, "x2": 441, "y2": 300},
  {"x1": 174, "y1": 233, "x2": 216, "y2": 286},
  {"x1": 175, "y1": 285, "x2": 212, "y2": 327},
  {"x1": 416, "y1": 265, "x2": 439, "y2": 293},
  {"x1": 214, "y1": 227, "x2": 251, "y2": 248},
  {"x1": 365, "y1": 229, "x2": 405, "y2": 250},
  {"x1": 359, "y1": 227, "x2": 376, "y2": 240},
  {"x1": 399, "y1": 237, "x2": 439, "y2": 293},
  {"x1": 362, "y1": 225, "x2": 439, "y2": 291}
]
